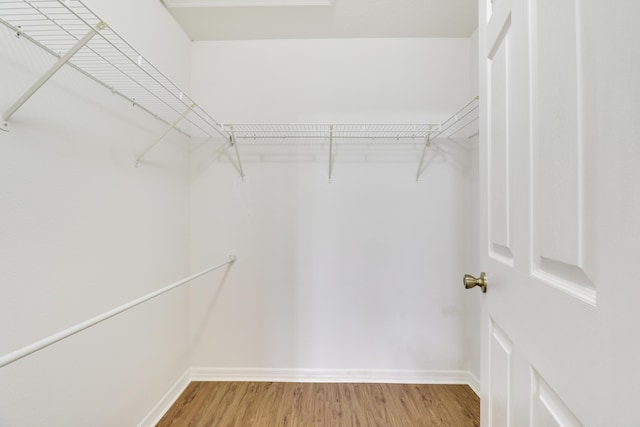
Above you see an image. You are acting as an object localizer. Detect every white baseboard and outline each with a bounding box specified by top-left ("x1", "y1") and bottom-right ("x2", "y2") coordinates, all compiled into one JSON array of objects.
[
  {"x1": 467, "y1": 371, "x2": 480, "y2": 397},
  {"x1": 190, "y1": 367, "x2": 472, "y2": 385},
  {"x1": 138, "y1": 367, "x2": 481, "y2": 425},
  {"x1": 137, "y1": 370, "x2": 192, "y2": 427}
]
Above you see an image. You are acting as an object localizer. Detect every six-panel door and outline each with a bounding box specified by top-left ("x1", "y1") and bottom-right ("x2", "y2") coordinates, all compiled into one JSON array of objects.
[{"x1": 478, "y1": 0, "x2": 611, "y2": 425}]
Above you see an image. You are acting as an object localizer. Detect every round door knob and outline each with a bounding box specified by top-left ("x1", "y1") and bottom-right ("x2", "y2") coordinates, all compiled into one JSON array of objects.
[{"x1": 464, "y1": 272, "x2": 487, "y2": 293}]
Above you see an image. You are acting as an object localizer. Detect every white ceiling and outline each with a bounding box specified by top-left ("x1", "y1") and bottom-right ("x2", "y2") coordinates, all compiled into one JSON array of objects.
[{"x1": 162, "y1": 0, "x2": 478, "y2": 41}]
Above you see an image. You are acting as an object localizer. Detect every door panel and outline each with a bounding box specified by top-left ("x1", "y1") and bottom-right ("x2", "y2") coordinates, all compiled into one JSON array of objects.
[
  {"x1": 533, "y1": 0, "x2": 581, "y2": 267},
  {"x1": 488, "y1": 31, "x2": 513, "y2": 263},
  {"x1": 488, "y1": 321, "x2": 513, "y2": 427},
  {"x1": 487, "y1": 0, "x2": 512, "y2": 53},
  {"x1": 530, "y1": 0, "x2": 596, "y2": 305},
  {"x1": 480, "y1": 0, "x2": 599, "y2": 425},
  {"x1": 480, "y1": 0, "x2": 640, "y2": 425},
  {"x1": 530, "y1": 370, "x2": 582, "y2": 427}
]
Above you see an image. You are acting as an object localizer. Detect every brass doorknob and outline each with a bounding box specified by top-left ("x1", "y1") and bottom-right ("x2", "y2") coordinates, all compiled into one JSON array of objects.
[{"x1": 464, "y1": 272, "x2": 487, "y2": 293}]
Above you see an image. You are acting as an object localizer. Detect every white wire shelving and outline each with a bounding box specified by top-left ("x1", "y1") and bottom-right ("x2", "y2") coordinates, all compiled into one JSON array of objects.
[
  {"x1": 226, "y1": 97, "x2": 479, "y2": 181},
  {"x1": 0, "y1": 0, "x2": 478, "y2": 179},
  {"x1": 0, "y1": 0, "x2": 231, "y2": 164},
  {"x1": 229, "y1": 123, "x2": 434, "y2": 142},
  {"x1": 228, "y1": 97, "x2": 479, "y2": 144}
]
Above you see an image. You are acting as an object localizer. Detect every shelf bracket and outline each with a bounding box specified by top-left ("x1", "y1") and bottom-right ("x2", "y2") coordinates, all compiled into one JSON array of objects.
[
  {"x1": 135, "y1": 103, "x2": 195, "y2": 166},
  {"x1": 2, "y1": 21, "x2": 107, "y2": 124},
  {"x1": 415, "y1": 125, "x2": 433, "y2": 182},
  {"x1": 328, "y1": 125, "x2": 334, "y2": 182},
  {"x1": 229, "y1": 125, "x2": 245, "y2": 180}
]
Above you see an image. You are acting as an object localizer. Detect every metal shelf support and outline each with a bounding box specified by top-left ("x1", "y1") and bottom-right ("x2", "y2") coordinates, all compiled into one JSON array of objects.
[
  {"x1": 135, "y1": 103, "x2": 195, "y2": 166},
  {"x1": 3, "y1": 21, "x2": 107, "y2": 125},
  {"x1": 415, "y1": 125, "x2": 432, "y2": 182},
  {"x1": 0, "y1": 1, "x2": 231, "y2": 141},
  {"x1": 230, "y1": 125, "x2": 245, "y2": 180},
  {"x1": 328, "y1": 124, "x2": 334, "y2": 182}
]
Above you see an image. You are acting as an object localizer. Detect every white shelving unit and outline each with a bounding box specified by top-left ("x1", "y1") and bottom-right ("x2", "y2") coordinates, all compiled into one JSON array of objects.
[
  {"x1": 0, "y1": 0, "x2": 478, "y2": 178},
  {"x1": 227, "y1": 97, "x2": 479, "y2": 181},
  {"x1": 0, "y1": 0, "x2": 230, "y2": 164},
  {"x1": 228, "y1": 97, "x2": 479, "y2": 144}
]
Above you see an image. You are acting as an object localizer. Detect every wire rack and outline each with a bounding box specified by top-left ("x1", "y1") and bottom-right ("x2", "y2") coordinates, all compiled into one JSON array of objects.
[
  {"x1": 430, "y1": 96, "x2": 479, "y2": 140},
  {"x1": 229, "y1": 97, "x2": 479, "y2": 144},
  {"x1": 229, "y1": 123, "x2": 433, "y2": 142},
  {"x1": 0, "y1": 0, "x2": 229, "y2": 139},
  {"x1": 0, "y1": 0, "x2": 478, "y2": 171}
]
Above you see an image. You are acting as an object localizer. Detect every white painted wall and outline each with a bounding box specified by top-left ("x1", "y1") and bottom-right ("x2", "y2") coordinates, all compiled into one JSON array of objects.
[
  {"x1": 0, "y1": 1, "x2": 192, "y2": 425},
  {"x1": 189, "y1": 38, "x2": 478, "y2": 377},
  {"x1": 192, "y1": 38, "x2": 471, "y2": 124}
]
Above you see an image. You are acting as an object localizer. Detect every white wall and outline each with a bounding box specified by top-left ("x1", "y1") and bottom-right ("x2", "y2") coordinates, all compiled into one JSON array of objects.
[
  {"x1": 0, "y1": 1, "x2": 192, "y2": 425},
  {"x1": 189, "y1": 38, "x2": 478, "y2": 376},
  {"x1": 192, "y1": 38, "x2": 471, "y2": 123}
]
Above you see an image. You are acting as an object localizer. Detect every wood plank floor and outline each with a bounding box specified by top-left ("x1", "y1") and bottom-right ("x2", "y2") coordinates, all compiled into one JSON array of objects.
[{"x1": 157, "y1": 382, "x2": 480, "y2": 426}]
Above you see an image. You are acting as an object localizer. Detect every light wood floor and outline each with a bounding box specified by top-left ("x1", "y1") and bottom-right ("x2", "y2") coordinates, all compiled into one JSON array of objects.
[{"x1": 157, "y1": 382, "x2": 480, "y2": 426}]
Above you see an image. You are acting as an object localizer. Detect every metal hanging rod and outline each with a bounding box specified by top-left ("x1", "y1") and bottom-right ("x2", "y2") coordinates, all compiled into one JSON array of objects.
[
  {"x1": 0, "y1": 0, "x2": 230, "y2": 155},
  {"x1": 0, "y1": 255, "x2": 237, "y2": 369}
]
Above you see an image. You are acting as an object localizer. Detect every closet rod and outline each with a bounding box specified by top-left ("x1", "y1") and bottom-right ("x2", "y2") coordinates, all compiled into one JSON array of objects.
[{"x1": 0, "y1": 255, "x2": 237, "y2": 369}]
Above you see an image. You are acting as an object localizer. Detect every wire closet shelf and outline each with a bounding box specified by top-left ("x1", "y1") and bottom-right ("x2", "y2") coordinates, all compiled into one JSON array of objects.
[
  {"x1": 0, "y1": 0, "x2": 229, "y2": 141},
  {"x1": 0, "y1": 0, "x2": 478, "y2": 168},
  {"x1": 228, "y1": 97, "x2": 479, "y2": 144}
]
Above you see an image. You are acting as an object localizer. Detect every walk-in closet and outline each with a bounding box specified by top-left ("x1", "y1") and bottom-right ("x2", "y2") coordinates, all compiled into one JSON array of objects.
[{"x1": 1, "y1": 0, "x2": 638, "y2": 425}]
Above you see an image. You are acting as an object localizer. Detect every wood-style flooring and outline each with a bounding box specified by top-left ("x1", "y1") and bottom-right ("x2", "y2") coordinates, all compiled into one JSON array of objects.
[{"x1": 157, "y1": 382, "x2": 480, "y2": 426}]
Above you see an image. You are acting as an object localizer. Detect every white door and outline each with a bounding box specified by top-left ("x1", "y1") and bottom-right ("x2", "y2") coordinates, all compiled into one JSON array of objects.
[{"x1": 478, "y1": 0, "x2": 640, "y2": 425}]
